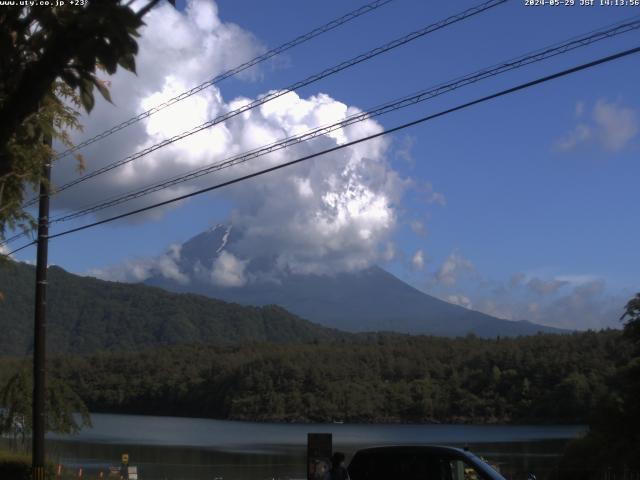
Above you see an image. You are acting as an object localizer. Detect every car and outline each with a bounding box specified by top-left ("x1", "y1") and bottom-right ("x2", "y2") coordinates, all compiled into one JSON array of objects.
[{"x1": 347, "y1": 445, "x2": 507, "y2": 480}]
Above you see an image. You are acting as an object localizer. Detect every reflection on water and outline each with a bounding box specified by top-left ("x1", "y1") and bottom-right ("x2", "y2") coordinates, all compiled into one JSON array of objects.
[{"x1": 6, "y1": 413, "x2": 587, "y2": 480}]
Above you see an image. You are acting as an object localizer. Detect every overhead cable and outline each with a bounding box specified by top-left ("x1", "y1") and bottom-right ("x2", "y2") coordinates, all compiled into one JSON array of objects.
[
  {"x1": 50, "y1": 17, "x2": 640, "y2": 224},
  {"x1": 52, "y1": 0, "x2": 396, "y2": 161},
  {"x1": 5, "y1": 45, "x2": 630, "y2": 253},
  {"x1": 24, "y1": 0, "x2": 506, "y2": 207}
]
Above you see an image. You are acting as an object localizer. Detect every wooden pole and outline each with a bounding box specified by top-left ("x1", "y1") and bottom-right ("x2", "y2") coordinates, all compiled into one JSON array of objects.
[{"x1": 32, "y1": 134, "x2": 51, "y2": 480}]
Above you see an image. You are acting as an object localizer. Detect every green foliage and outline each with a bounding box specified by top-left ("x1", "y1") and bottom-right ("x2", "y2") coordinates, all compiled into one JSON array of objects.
[
  {"x1": 0, "y1": 365, "x2": 91, "y2": 451},
  {"x1": 621, "y1": 292, "x2": 640, "y2": 347},
  {"x1": 0, "y1": 260, "x2": 347, "y2": 355},
  {"x1": 0, "y1": 82, "x2": 83, "y2": 242},
  {"x1": 0, "y1": 260, "x2": 631, "y2": 427},
  {"x1": 0, "y1": 0, "x2": 161, "y2": 242},
  {"x1": 557, "y1": 293, "x2": 640, "y2": 477},
  {"x1": 3, "y1": 329, "x2": 623, "y2": 425}
]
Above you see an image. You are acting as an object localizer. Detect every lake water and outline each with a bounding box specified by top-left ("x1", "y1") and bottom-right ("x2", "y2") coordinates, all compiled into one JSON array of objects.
[{"x1": 26, "y1": 413, "x2": 586, "y2": 480}]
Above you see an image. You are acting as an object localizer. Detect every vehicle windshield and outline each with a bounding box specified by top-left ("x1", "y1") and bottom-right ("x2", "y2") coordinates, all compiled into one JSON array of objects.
[{"x1": 348, "y1": 449, "x2": 506, "y2": 480}]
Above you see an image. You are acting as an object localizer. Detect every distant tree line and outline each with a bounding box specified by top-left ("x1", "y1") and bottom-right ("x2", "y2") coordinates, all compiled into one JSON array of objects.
[{"x1": 0, "y1": 329, "x2": 628, "y2": 425}]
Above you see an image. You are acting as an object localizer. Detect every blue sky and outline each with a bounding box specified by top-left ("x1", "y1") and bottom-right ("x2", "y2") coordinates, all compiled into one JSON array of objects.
[{"x1": 6, "y1": 0, "x2": 640, "y2": 329}]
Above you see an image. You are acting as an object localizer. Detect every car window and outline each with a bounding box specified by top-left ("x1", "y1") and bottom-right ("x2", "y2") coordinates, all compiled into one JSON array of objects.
[
  {"x1": 446, "y1": 459, "x2": 482, "y2": 480},
  {"x1": 348, "y1": 452, "x2": 489, "y2": 480},
  {"x1": 349, "y1": 452, "x2": 439, "y2": 480}
]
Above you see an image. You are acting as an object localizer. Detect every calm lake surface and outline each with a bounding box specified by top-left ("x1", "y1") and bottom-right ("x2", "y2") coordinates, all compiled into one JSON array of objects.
[{"x1": 35, "y1": 413, "x2": 586, "y2": 480}]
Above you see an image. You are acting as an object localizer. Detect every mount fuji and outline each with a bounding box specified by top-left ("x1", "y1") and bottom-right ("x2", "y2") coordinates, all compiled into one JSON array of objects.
[{"x1": 144, "y1": 225, "x2": 565, "y2": 337}]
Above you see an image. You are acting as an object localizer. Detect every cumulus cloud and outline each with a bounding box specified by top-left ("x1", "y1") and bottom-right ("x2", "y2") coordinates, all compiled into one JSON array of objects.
[
  {"x1": 409, "y1": 220, "x2": 427, "y2": 236},
  {"x1": 556, "y1": 99, "x2": 638, "y2": 152},
  {"x1": 424, "y1": 249, "x2": 627, "y2": 330},
  {"x1": 527, "y1": 279, "x2": 624, "y2": 330},
  {"x1": 382, "y1": 242, "x2": 396, "y2": 262},
  {"x1": 411, "y1": 249, "x2": 425, "y2": 270},
  {"x1": 556, "y1": 124, "x2": 591, "y2": 151},
  {"x1": 0, "y1": 244, "x2": 11, "y2": 258},
  {"x1": 435, "y1": 250, "x2": 474, "y2": 286},
  {"x1": 432, "y1": 265, "x2": 628, "y2": 330},
  {"x1": 210, "y1": 251, "x2": 248, "y2": 287},
  {"x1": 412, "y1": 180, "x2": 446, "y2": 207},
  {"x1": 593, "y1": 100, "x2": 638, "y2": 151},
  {"x1": 446, "y1": 294, "x2": 472, "y2": 309},
  {"x1": 51, "y1": 0, "x2": 266, "y2": 215},
  {"x1": 395, "y1": 135, "x2": 416, "y2": 167},
  {"x1": 52, "y1": 0, "x2": 411, "y2": 279},
  {"x1": 89, "y1": 244, "x2": 189, "y2": 285}
]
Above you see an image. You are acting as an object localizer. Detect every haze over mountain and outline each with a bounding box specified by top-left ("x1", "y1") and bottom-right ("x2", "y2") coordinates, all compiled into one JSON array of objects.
[{"x1": 141, "y1": 225, "x2": 566, "y2": 337}]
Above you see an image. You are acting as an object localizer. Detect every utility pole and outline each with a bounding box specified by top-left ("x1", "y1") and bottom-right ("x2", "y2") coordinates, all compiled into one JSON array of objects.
[
  {"x1": 28, "y1": 5, "x2": 176, "y2": 477},
  {"x1": 32, "y1": 135, "x2": 51, "y2": 480}
]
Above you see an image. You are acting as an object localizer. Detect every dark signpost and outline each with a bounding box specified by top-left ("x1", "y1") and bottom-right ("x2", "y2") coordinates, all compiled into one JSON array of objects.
[{"x1": 307, "y1": 433, "x2": 332, "y2": 480}]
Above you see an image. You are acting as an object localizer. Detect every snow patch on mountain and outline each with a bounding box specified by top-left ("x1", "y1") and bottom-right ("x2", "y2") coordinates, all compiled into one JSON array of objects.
[{"x1": 216, "y1": 225, "x2": 232, "y2": 254}]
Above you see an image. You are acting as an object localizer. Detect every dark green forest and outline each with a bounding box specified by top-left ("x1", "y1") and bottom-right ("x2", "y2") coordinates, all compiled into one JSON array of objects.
[
  {"x1": 0, "y1": 259, "x2": 634, "y2": 427},
  {"x1": 2, "y1": 257, "x2": 639, "y2": 475},
  {"x1": 0, "y1": 330, "x2": 629, "y2": 425},
  {"x1": 0, "y1": 261, "x2": 348, "y2": 355}
]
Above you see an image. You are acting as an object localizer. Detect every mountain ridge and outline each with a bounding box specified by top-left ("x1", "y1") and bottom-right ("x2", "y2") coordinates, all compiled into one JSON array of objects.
[
  {"x1": 0, "y1": 260, "x2": 349, "y2": 355},
  {"x1": 145, "y1": 225, "x2": 567, "y2": 337}
]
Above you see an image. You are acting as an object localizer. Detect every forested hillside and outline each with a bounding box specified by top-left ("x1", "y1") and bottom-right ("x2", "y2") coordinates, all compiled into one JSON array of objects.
[
  {"x1": 0, "y1": 261, "x2": 348, "y2": 355},
  {"x1": 0, "y1": 330, "x2": 626, "y2": 424}
]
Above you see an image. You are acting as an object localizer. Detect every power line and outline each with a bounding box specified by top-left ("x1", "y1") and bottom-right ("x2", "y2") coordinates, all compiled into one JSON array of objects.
[
  {"x1": 51, "y1": 0, "x2": 396, "y2": 162},
  {"x1": 3, "y1": 0, "x2": 505, "y2": 248},
  {"x1": 0, "y1": 231, "x2": 32, "y2": 246},
  {"x1": 24, "y1": 0, "x2": 506, "y2": 207},
  {"x1": 6, "y1": 240, "x2": 36, "y2": 256},
  {"x1": 5, "y1": 44, "x2": 633, "y2": 254},
  {"x1": 3, "y1": 15, "x2": 637, "y2": 250},
  {"x1": 48, "y1": 17, "x2": 640, "y2": 224}
]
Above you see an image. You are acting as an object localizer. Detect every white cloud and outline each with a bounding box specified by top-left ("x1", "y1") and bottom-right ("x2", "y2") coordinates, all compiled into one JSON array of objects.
[
  {"x1": 446, "y1": 294, "x2": 472, "y2": 309},
  {"x1": 531, "y1": 279, "x2": 623, "y2": 330},
  {"x1": 435, "y1": 250, "x2": 474, "y2": 286},
  {"x1": 210, "y1": 251, "x2": 248, "y2": 287},
  {"x1": 556, "y1": 99, "x2": 638, "y2": 152},
  {"x1": 51, "y1": 0, "x2": 410, "y2": 278},
  {"x1": 593, "y1": 100, "x2": 638, "y2": 151},
  {"x1": 89, "y1": 243, "x2": 189, "y2": 285},
  {"x1": 434, "y1": 270, "x2": 627, "y2": 330},
  {"x1": 51, "y1": 0, "x2": 266, "y2": 216},
  {"x1": 556, "y1": 124, "x2": 591, "y2": 151},
  {"x1": 477, "y1": 299, "x2": 514, "y2": 321},
  {"x1": 412, "y1": 180, "x2": 446, "y2": 207},
  {"x1": 411, "y1": 249, "x2": 425, "y2": 270},
  {"x1": 382, "y1": 242, "x2": 396, "y2": 262},
  {"x1": 394, "y1": 135, "x2": 416, "y2": 167},
  {"x1": 409, "y1": 220, "x2": 427, "y2": 236},
  {"x1": 424, "y1": 253, "x2": 628, "y2": 330}
]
